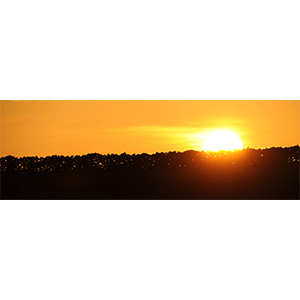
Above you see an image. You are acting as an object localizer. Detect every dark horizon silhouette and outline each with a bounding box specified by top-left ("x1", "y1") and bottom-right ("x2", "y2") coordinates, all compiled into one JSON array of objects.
[{"x1": 1, "y1": 146, "x2": 299, "y2": 200}]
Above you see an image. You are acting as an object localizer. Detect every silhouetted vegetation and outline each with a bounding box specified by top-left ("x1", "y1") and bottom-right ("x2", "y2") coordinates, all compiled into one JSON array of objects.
[{"x1": 1, "y1": 146, "x2": 299, "y2": 199}]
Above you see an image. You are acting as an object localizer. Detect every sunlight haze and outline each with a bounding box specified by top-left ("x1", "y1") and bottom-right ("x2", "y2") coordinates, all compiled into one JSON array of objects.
[{"x1": 1, "y1": 100, "x2": 299, "y2": 157}]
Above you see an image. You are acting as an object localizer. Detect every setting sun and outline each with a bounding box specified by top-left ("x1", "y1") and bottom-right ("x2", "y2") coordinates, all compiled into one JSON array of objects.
[
  {"x1": 204, "y1": 130, "x2": 243, "y2": 152},
  {"x1": 1, "y1": 100, "x2": 299, "y2": 200}
]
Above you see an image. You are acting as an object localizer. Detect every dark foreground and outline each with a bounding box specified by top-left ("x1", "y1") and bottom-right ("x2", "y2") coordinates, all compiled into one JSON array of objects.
[{"x1": 1, "y1": 147, "x2": 299, "y2": 199}]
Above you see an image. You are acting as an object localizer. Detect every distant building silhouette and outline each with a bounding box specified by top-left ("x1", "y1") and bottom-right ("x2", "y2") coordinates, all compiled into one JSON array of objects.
[{"x1": 1, "y1": 146, "x2": 299, "y2": 199}]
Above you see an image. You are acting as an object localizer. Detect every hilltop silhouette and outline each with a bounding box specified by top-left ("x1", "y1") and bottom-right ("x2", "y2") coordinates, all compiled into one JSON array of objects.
[{"x1": 1, "y1": 146, "x2": 299, "y2": 199}]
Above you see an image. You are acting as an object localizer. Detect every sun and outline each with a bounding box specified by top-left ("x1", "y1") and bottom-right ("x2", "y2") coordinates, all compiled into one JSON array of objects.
[{"x1": 204, "y1": 130, "x2": 243, "y2": 152}]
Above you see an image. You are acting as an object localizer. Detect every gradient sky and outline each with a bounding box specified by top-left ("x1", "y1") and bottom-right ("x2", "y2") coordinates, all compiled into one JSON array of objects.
[{"x1": 1, "y1": 100, "x2": 299, "y2": 157}]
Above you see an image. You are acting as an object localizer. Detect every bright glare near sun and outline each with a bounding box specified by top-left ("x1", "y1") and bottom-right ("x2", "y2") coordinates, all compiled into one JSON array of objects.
[{"x1": 204, "y1": 130, "x2": 243, "y2": 152}]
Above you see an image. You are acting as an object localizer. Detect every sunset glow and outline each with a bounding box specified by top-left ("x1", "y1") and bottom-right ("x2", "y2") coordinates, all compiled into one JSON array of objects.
[
  {"x1": 1, "y1": 100, "x2": 299, "y2": 200},
  {"x1": 0, "y1": 100, "x2": 299, "y2": 157}
]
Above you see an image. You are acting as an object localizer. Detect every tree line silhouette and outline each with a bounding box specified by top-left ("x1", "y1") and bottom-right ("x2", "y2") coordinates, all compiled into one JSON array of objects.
[{"x1": 1, "y1": 146, "x2": 299, "y2": 199}]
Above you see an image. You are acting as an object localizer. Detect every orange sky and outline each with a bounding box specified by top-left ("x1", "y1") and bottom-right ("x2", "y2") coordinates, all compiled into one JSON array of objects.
[{"x1": 1, "y1": 100, "x2": 299, "y2": 157}]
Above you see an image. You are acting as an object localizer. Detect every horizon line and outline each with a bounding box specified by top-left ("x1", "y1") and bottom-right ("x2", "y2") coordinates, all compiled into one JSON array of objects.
[{"x1": 1, "y1": 145, "x2": 299, "y2": 159}]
